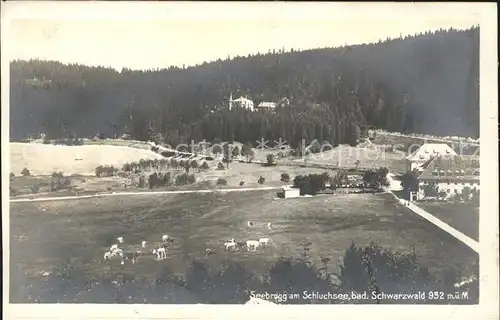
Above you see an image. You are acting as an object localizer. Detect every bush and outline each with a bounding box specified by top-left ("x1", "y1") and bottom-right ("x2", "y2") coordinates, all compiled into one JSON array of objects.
[
  {"x1": 186, "y1": 261, "x2": 257, "y2": 304},
  {"x1": 138, "y1": 175, "x2": 146, "y2": 188},
  {"x1": 122, "y1": 163, "x2": 132, "y2": 172},
  {"x1": 216, "y1": 178, "x2": 227, "y2": 188},
  {"x1": 239, "y1": 181, "x2": 245, "y2": 186},
  {"x1": 52, "y1": 171, "x2": 64, "y2": 179},
  {"x1": 95, "y1": 165, "x2": 118, "y2": 177},
  {"x1": 162, "y1": 172, "x2": 172, "y2": 186},
  {"x1": 362, "y1": 167, "x2": 390, "y2": 190},
  {"x1": 149, "y1": 172, "x2": 159, "y2": 189},
  {"x1": 31, "y1": 185, "x2": 40, "y2": 194},
  {"x1": 293, "y1": 173, "x2": 329, "y2": 195},
  {"x1": 266, "y1": 154, "x2": 277, "y2": 166},
  {"x1": 338, "y1": 241, "x2": 434, "y2": 298},
  {"x1": 21, "y1": 167, "x2": 30, "y2": 176},
  {"x1": 217, "y1": 162, "x2": 225, "y2": 171},
  {"x1": 191, "y1": 160, "x2": 199, "y2": 170},
  {"x1": 280, "y1": 173, "x2": 290, "y2": 183},
  {"x1": 201, "y1": 161, "x2": 210, "y2": 170},
  {"x1": 258, "y1": 176, "x2": 265, "y2": 185},
  {"x1": 175, "y1": 173, "x2": 196, "y2": 186},
  {"x1": 50, "y1": 172, "x2": 71, "y2": 191},
  {"x1": 231, "y1": 146, "x2": 240, "y2": 159},
  {"x1": 265, "y1": 257, "x2": 333, "y2": 304}
]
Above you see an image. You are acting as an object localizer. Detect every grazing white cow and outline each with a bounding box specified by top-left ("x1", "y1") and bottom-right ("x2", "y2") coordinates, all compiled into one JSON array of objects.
[
  {"x1": 110, "y1": 244, "x2": 119, "y2": 252},
  {"x1": 247, "y1": 221, "x2": 254, "y2": 228},
  {"x1": 224, "y1": 241, "x2": 237, "y2": 251},
  {"x1": 162, "y1": 235, "x2": 170, "y2": 242},
  {"x1": 152, "y1": 247, "x2": 167, "y2": 260},
  {"x1": 117, "y1": 237, "x2": 124, "y2": 244},
  {"x1": 141, "y1": 241, "x2": 147, "y2": 248},
  {"x1": 259, "y1": 238, "x2": 270, "y2": 246},
  {"x1": 205, "y1": 248, "x2": 214, "y2": 257},
  {"x1": 267, "y1": 223, "x2": 273, "y2": 230},
  {"x1": 104, "y1": 252, "x2": 112, "y2": 260},
  {"x1": 246, "y1": 240, "x2": 260, "y2": 251},
  {"x1": 113, "y1": 248, "x2": 124, "y2": 258}
]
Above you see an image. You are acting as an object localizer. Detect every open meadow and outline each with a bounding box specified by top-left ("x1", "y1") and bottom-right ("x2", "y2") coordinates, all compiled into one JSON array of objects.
[
  {"x1": 10, "y1": 191, "x2": 478, "y2": 291},
  {"x1": 10, "y1": 142, "x2": 164, "y2": 176},
  {"x1": 417, "y1": 202, "x2": 479, "y2": 241},
  {"x1": 9, "y1": 142, "x2": 331, "y2": 198},
  {"x1": 286, "y1": 144, "x2": 407, "y2": 174}
]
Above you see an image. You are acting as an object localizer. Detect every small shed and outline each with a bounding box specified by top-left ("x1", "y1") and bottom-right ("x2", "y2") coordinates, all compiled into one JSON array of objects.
[{"x1": 280, "y1": 186, "x2": 300, "y2": 199}]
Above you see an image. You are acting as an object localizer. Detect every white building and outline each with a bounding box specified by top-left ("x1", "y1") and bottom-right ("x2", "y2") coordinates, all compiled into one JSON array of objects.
[
  {"x1": 257, "y1": 101, "x2": 277, "y2": 110},
  {"x1": 405, "y1": 143, "x2": 457, "y2": 172},
  {"x1": 229, "y1": 93, "x2": 254, "y2": 111},
  {"x1": 413, "y1": 155, "x2": 480, "y2": 201},
  {"x1": 278, "y1": 186, "x2": 300, "y2": 199}
]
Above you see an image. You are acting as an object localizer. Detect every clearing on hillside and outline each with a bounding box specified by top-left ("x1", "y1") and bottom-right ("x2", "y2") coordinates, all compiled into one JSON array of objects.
[{"x1": 10, "y1": 143, "x2": 164, "y2": 176}]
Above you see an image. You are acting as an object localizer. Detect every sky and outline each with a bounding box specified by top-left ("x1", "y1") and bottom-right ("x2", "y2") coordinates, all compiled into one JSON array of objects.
[{"x1": 3, "y1": 2, "x2": 483, "y2": 71}]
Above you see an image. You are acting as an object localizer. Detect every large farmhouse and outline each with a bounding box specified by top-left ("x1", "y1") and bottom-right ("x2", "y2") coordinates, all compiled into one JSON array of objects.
[
  {"x1": 405, "y1": 143, "x2": 457, "y2": 172},
  {"x1": 412, "y1": 155, "x2": 480, "y2": 201}
]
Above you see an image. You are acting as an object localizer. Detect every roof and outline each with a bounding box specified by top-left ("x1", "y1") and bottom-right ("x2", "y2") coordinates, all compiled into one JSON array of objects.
[
  {"x1": 406, "y1": 143, "x2": 457, "y2": 161},
  {"x1": 257, "y1": 101, "x2": 276, "y2": 108},
  {"x1": 232, "y1": 97, "x2": 253, "y2": 103},
  {"x1": 417, "y1": 155, "x2": 480, "y2": 181}
]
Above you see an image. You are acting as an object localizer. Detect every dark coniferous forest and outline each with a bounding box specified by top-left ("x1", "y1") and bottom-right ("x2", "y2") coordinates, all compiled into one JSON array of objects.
[{"x1": 9, "y1": 27, "x2": 479, "y2": 147}]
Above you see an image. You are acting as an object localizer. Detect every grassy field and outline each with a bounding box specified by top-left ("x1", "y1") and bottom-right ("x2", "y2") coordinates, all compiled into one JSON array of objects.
[
  {"x1": 417, "y1": 202, "x2": 479, "y2": 242},
  {"x1": 10, "y1": 191, "x2": 478, "y2": 288},
  {"x1": 285, "y1": 144, "x2": 407, "y2": 174},
  {"x1": 9, "y1": 159, "x2": 329, "y2": 198},
  {"x1": 10, "y1": 143, "x2": 164, "y2": 176},
  {"x1": 80, "y1": 138, "x2": 407, "y2": 172},
  {"x1": 9, "y1": 140, "x2": 405, "y2": 197}
]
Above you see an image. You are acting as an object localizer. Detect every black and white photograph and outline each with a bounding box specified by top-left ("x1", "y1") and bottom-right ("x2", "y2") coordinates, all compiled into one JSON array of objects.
[{"x1": 2, "y1": 2, "x2": 498, "y2": 319}]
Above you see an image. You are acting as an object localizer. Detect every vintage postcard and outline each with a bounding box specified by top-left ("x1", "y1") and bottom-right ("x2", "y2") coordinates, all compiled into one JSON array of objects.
[{"x1": 2, "y1": 2, "x2": 498, "y2": 320}]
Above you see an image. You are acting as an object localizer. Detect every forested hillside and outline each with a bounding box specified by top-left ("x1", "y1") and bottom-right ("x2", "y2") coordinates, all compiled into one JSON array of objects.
[{"x1": 9, "y1": 27, "x2": 479, "y2": 147}]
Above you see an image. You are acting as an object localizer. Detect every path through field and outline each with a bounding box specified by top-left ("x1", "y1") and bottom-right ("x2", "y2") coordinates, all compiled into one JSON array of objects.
[{"x1": 389, "y1": 192, "x2": 479, "y2": 252}]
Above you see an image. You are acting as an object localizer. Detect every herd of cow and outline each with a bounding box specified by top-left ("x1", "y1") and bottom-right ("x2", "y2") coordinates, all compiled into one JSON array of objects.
[{"x1": 102, "y1": 221, "x2": 274, "y2": 265}]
